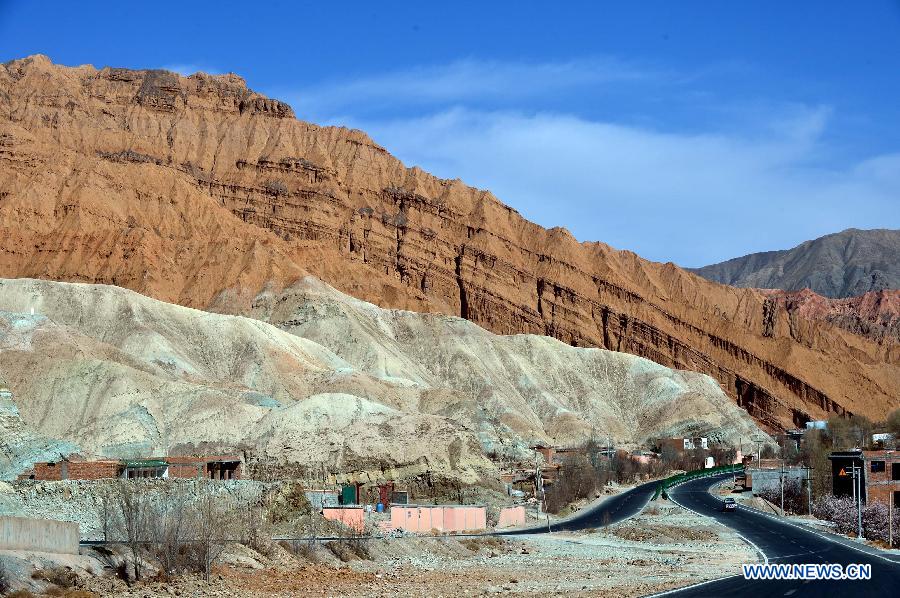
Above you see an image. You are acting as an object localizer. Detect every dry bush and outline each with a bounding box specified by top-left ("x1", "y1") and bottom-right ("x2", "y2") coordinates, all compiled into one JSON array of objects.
[
  {"x1": 758, "y1": 478, "x2": 806, "y2": 515},
  {"x1": 31, "y1": 567, "x2": 76, "y2": 588}
]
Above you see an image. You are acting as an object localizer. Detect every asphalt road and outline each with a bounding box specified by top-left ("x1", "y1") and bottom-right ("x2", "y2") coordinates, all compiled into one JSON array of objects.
[
  {"x1": 502, "y1": 478, "x2": 660, "y2": 534},
  {"x1": 660, "y1": 473, "x2": 900, "y2": 597}
]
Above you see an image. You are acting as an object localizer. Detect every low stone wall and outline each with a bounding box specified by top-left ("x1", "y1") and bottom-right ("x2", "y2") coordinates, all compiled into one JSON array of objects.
[{"x1": 0, "y1": 515, "x2": 79, "y2": 554}]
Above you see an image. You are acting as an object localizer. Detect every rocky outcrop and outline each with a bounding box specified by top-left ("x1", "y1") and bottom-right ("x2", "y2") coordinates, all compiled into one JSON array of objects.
[
  {"x1": 690, "y1": 228, "x2": 900, "y2": 298},
  {"x1": 761, "y1": 288, "x2": 900, "y2": 344},
  {"x1": 0, "y1": 56, "x2": 898, "y2": 433}
]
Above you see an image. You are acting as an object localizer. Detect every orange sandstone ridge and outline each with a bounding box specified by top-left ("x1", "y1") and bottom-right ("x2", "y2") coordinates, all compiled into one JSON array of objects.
[{"x1": 0, "y1": 55, "x2": 898, "y2": 432}]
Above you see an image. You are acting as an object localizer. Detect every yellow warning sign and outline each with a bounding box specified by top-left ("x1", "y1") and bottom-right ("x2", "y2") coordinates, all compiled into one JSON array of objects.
[{"x1": 838, "y1": 468, "x2": 847, "y2": 477}]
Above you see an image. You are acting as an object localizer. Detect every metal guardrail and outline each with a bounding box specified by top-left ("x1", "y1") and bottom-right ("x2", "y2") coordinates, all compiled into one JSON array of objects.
[{"x1": 652, "y1": 464, "x2": 744, "y2": 501}]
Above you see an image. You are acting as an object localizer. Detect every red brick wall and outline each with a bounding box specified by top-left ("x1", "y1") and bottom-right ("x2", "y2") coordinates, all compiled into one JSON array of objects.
[
  {"x1": 33, "y1": 462, "x2": 63, "y2": 481},
  {"x1": 33, "y1": 461, "x2": 121, "y2": 480},
  {"x1": 863, "y1": 450, "x2": 900, "y2": 507}
]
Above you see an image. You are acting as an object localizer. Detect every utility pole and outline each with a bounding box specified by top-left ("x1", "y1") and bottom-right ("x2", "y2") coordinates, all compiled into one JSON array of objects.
[
  {"x1": 801, "y1": 466, "x2": 813, "y2": 516},
  {"x1": 890, "y1": 491, "x2": 893, "y2": 548},
  {"x1": 780, "y1": 460, "x2": 785, "y2": 516},
  {"x1": 849, "y1": 464, "x2": 864, "y2": 541}
]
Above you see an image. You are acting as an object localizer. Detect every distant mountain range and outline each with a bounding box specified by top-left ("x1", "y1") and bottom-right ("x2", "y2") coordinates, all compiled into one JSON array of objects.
[{"x1": 690, "y1": 229, "x2": 900, "y2": 298}]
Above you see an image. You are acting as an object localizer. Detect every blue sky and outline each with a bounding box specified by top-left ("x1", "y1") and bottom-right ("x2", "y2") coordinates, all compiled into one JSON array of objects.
[{"x1": 1, "y1": 1, "x2": 898, "y2": 266}]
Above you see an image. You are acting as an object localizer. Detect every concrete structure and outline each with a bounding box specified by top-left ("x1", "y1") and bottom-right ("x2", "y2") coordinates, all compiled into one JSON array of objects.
[
  {"x1": 390, "y1": 505, "x2": 487, "y2": 534},
  {"x1": 872, "y1": 433, "x2": 896, "y2": 449},
  {"x1": 165, "y1": 456, "x2": 242, "y2": 480},
  {"x1": 322, "y1": 506, "x2": 365, "y2": 532},
  {"x1": 747, "y1": 465, "x2": 807, "y2": 495},
  {"x1": 0, "y1": 516, "x2": 79, "y2": 554},
  {"x1": 306, "y1": 489, "x2": 340, "y2": 511},
  {"x1": 660, "y1": 437, "x2": 708, "y2": 453},
  {"x1": 497, "y1": 506, "x2": 526, "y2": 528},
  {"x1": 829, "y1": 450, "x2": 900, "y2": 508}
]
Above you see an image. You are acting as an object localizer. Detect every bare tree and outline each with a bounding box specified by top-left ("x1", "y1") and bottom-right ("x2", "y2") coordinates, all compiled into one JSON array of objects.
[
  {"x1": 112, "y1": 481, "x2": 153, "y2": 581},
  {"x1": 190, "y1": 493, "x2": 230, "y2": 581},
  {"x1": 150, "y1": 486, "x2": 192, "y2": 575}
]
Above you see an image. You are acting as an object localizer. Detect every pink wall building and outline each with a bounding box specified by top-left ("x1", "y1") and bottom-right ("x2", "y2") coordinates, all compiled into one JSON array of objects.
[
  {"x1": 390, "y1": 505, "x2": 487, "y2": 534},
  {"x1": 322, "y1": 506, "x2": 365, "y2": 532},
  {"x1": 497, "y1": 506, "x2": 526, "y2": 528}
]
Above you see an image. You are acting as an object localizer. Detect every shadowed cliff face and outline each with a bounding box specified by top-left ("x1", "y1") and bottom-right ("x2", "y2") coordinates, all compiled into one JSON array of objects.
[{"x1": 1, "y1": 56, "x2": 898, "y2": 432}]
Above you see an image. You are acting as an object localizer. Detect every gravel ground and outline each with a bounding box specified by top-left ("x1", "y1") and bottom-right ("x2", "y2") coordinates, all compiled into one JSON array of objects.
[{"x1": 67, "y1": 499, "x2": 757, "y2": 597}]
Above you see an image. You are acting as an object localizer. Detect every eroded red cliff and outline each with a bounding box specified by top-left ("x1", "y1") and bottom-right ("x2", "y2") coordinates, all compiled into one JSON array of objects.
[{"x1": 1, "y1": 56, "x2": 897, "y2": 431}]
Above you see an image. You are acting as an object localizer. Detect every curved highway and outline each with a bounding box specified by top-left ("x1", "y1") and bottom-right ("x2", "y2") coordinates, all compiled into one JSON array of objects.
[
  {"x1": 502, "y1": 478, "x2": 660, "y2": 534},
  {"x1": 660, "y1": 473, "x2": 900, "y2": 597}
]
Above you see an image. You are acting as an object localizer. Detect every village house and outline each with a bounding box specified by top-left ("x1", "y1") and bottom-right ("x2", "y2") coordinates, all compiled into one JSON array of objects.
[
  {"x1": 829, "y1": 449, "x2": 900, "y2": 508},
  {"x1": 24, "y1": 455, "x2": 243, "y2": 481},
  {"x1": 660, "y1": 437, "x2": 708, "y2": 453}
]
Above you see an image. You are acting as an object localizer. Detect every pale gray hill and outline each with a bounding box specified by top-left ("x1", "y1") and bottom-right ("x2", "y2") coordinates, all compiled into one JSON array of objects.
[
  {"x1": 690, "y1": 229, "x2": 900, "y2": 298},
  {"x1": 0, "y1": 277, "x2": 769, "y2": 482}
]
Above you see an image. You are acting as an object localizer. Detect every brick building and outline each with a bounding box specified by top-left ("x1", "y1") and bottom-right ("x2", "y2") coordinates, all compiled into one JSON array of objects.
[
  {"x1": 660, "y1": 437, "x2": 708, "y2": 453},
  {"x1": 27, "y1": 455, "x2": 242, "y2": 481},
  {"x1": 31, "y1": 458, "x2": 122, "y2": 480},
  {"x1": 829, "y1": 449, "x2": 900, "y2": 508}
]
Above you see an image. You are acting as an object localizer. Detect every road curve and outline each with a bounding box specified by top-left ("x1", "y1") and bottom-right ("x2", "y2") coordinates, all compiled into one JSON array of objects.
[
  {"x1": 659, "y1": 473, "x2": 900, "y2": 597},
  {"x1": 502, "y1": 478, "x2": 660, "y2": 535}
]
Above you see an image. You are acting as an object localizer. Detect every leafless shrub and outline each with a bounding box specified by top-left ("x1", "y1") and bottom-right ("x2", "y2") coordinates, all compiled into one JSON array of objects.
[
  {"x1": 30, "y1": 567, "x2": 75, "y2": 588},
  {"x1": 189, "y1": 493, "x2": 230, "y2": 581},
  {"x1": 814, "y1": 496, "x2": 900, "y2": 546},
  {"x1": 110, "y1": 481, "x2": 154, "y2": 581},
  {"x1": 758, "y1": 478, "x2": 806, "y2": 515}
]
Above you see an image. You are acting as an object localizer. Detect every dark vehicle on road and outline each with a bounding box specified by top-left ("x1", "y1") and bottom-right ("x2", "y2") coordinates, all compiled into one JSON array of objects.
[{"x1": 722, "y1": 497, "x2": 737, "y2": 512}]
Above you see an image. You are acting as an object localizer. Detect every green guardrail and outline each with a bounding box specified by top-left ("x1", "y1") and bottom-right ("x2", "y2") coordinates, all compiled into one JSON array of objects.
[{"x1": 652, "y1": 463, "x2": 744, "y2": 501}]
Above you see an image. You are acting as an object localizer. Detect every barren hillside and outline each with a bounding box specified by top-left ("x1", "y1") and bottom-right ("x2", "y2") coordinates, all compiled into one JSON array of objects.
[
  {"x1": 0, "y1": 56, "x2": 897, "y2": 432},
  {"x1": 0, "y1": 277, "x2": 767, "y2": 480}
]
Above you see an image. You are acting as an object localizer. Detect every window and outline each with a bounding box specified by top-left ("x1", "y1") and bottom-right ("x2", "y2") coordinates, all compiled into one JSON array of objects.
[
  {"x1": 896, "y1": 491, "x2": 900, "y2": 508},
  {"x1": 871, "y1": 460, "x2": 885, "y2": 473},
  {"x1": 893, "y1": 462, "x2": 900, "y2": 481}
]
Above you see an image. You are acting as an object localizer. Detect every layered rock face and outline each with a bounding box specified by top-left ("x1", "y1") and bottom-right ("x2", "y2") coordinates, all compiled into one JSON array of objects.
[
  {"x1": 1, "y1": 56, "x2": 898, "y2": 432},
  {"x1": 761, "y1": 289, "x2": 900, "y2": 345}
]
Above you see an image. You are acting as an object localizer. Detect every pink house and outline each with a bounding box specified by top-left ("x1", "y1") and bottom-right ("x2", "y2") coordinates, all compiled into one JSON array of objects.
[
  {"x1": 322, "y1": 506, "x2": 365, "y2": 532},
  {"x1": 390, "y1": 505, "x2": 487, "y2": 534},
  {"x1": 497, "y1": 506, "x2": 526, "y2": 528}
]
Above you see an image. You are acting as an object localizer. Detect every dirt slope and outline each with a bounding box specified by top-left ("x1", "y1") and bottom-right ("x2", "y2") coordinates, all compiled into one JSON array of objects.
[
  {"x1": 0, "y1": 277, "x2": 766, "y2": 480},
  {"x1": 0, "y1": 56, "x2": 897, "y2": 431}
]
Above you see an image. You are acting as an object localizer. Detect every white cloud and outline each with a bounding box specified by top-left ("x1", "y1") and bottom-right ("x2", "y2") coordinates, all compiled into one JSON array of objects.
[
  {"x1": 351, "y1": 107, "x2": 899, "y2": 266},
  {"x1": 274, "y1": 59, "x2": 899, "y2": 265},
  {"x1": 288, "y1": 57, "x2": 655, "y2": 117}
]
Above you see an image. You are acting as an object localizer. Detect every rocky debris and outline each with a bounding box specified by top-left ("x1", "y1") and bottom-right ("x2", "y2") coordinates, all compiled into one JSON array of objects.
[
  {"x1": 0, "y1": 56, "x2": 896, "y2": 432},
  {"x1": 0, "y1": 479, "x2": 267, "y2": 540},
  {"x1": 0, "y1": 277, "x2": 768, "y2": 484}
]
